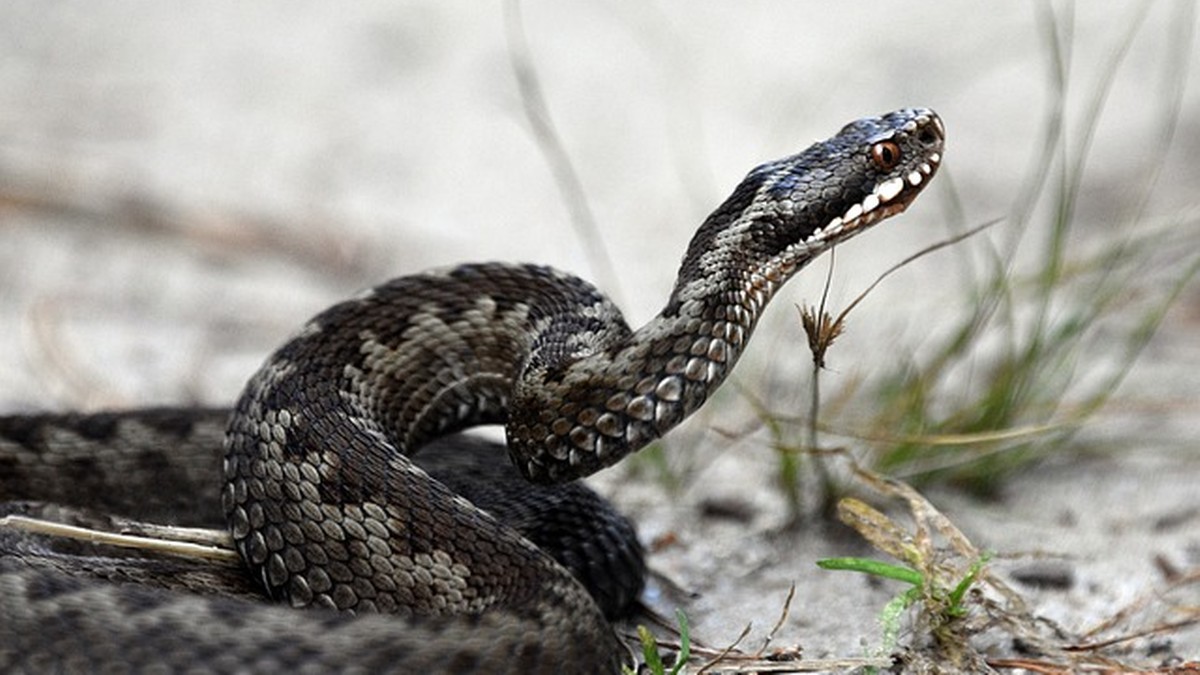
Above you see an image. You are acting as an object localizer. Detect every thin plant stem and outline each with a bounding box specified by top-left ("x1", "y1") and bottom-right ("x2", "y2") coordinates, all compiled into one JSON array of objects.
[{"x1": 502, "y1": 0, "x2": 624, "y2": 305}]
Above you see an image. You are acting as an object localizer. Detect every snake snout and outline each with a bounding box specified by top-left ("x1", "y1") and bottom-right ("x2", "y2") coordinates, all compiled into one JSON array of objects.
[{"x1": 918, "y1": 124, "x2": 942, "y2": 149}]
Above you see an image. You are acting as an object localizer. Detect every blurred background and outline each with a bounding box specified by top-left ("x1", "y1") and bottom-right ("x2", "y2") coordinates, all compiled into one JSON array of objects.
[{"x1": 1, "y1": 0, "x2": 1197, "y2": 664}]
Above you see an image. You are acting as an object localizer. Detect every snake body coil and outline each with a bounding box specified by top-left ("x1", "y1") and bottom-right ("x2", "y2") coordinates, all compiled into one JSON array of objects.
[{"x1": 1, "y1": 108, "x2": 943, "y2": 673}]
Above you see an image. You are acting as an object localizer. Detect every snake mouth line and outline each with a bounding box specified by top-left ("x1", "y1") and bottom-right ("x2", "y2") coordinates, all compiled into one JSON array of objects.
[
  {"x1": 812, "y1": 149, "x2": 941, "y2": 244},
  {"x1": 745, "y1": 140, "x2": 942, "y2": 311}
]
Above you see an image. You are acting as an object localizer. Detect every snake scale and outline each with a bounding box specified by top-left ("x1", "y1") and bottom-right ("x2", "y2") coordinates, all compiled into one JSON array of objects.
[{"x1": 0, "y1": 108, "x2": 943, "y2": 673}]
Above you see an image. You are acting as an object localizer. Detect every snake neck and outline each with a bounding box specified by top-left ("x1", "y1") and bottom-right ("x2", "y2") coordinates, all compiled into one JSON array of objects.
[{"x1": 507, "y1": 209, "x2": 811, "y2": 484}]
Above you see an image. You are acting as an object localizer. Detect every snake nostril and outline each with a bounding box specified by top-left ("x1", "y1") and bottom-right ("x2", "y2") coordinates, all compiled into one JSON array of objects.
[{"x1": 918, "y1": 127, "x2": 940, "y2": 147}]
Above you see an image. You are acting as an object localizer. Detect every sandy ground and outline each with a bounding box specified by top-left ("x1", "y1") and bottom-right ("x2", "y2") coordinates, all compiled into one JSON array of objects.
[{"x1": 1, "y1": 1, "x2": 1198, "y2": 670}]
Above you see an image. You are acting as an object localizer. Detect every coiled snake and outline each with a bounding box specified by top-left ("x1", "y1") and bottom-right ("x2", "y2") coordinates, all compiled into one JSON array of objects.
[{"x1": 0, "y1": 108, "x2": 943, "y2": 673}]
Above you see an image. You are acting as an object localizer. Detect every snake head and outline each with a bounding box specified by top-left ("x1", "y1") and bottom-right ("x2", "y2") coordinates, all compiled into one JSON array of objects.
[
  {"x1": 672, "y1": 108, "x2": 944, "y2": 307},
  {"x1": 771, "y1": 107, "x2": 945, "y2": 246}
]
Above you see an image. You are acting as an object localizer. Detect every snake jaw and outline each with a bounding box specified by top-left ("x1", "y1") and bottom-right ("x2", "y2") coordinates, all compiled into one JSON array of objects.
[
  {"x1": 821, "y1": 144, "x2": 941, "y2": 239},
  {"x1": 808, "y1": 110, "x2": 943, "y2": 247},
  {"x1": 742, "y1": 109, "x2": 944, "y2": 321}
]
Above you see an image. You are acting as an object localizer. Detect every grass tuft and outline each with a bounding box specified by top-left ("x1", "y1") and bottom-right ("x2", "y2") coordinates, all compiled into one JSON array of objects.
[
  {"x1": 785, "y1": 0, "x2": 1199, "y2": 495},
  {"x1": 624, "y1": 609, "x2": 690, "y2": 675}
]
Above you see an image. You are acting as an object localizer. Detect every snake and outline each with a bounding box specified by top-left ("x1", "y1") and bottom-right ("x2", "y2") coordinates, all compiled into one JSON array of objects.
[{"x1": 0, "y1": 107, "x2": 943, "y2": 674}]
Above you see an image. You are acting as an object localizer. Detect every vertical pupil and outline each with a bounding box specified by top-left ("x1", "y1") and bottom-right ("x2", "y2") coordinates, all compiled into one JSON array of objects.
[{"x1": 873, "y1": 142, "x2": 899, "y2": 169}]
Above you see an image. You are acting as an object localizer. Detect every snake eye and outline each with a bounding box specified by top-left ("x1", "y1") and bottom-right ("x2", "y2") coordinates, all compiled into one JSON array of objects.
[{"x1": 870, "y1": 141, "x2": 902, "y2": 171}]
